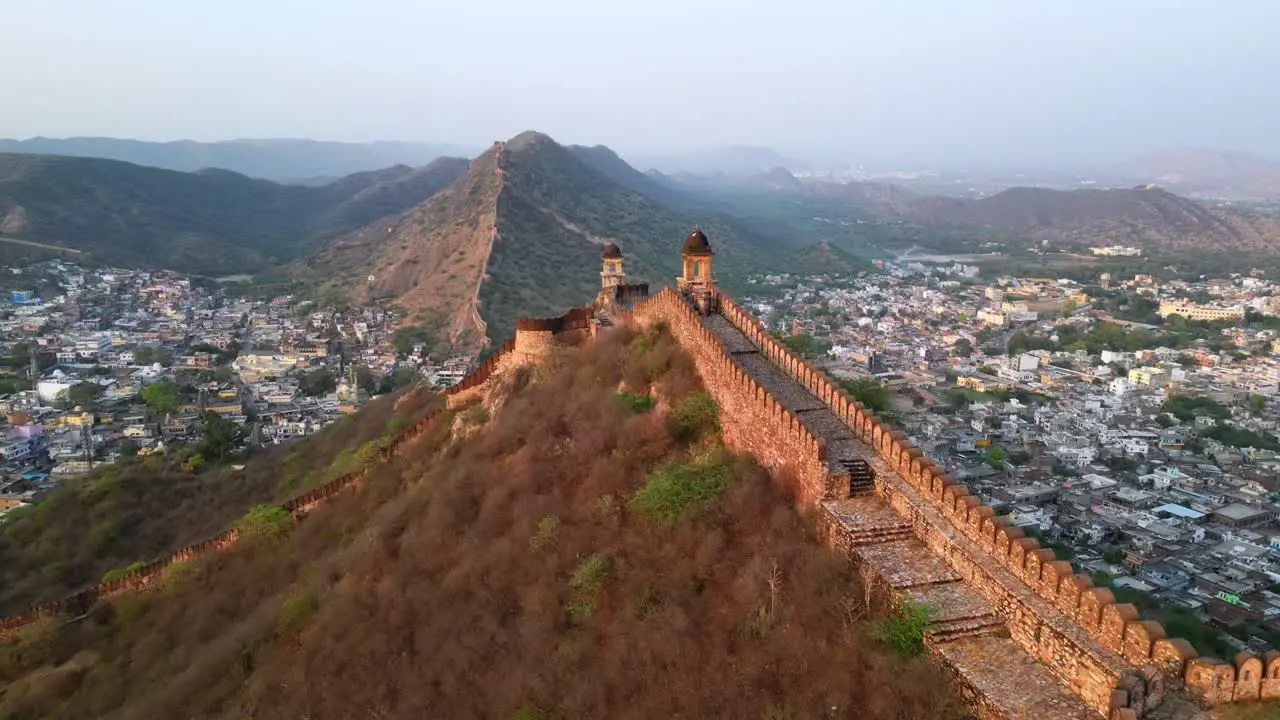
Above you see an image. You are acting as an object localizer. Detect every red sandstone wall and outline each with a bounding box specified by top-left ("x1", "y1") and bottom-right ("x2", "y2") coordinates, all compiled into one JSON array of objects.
[
  {"x1": 631, "y1": 288, "x2": 833, "y2": 505},
  {"x1": 712, "y1": 289, "x2": 1280, "y2": 712}
]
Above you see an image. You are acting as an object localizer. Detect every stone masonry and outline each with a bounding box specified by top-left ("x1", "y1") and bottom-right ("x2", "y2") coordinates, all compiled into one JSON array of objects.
[{"x1": 625, "y1": 284, "x2": 1236, "y2": 719}]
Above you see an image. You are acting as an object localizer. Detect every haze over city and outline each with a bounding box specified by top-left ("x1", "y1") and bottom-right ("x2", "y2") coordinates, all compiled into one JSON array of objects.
[{"x1": 4, "y1": 0, "x2": 1279, "y2": 168}]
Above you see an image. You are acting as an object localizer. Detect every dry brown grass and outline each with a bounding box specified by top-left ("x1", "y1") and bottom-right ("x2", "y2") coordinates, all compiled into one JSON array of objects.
[
  {"x1": 0, "y1": 386, "x2": 439, "y2": 615},
  {"x1": 0, "y1": 326, "x2": 967, "y2": 720}
]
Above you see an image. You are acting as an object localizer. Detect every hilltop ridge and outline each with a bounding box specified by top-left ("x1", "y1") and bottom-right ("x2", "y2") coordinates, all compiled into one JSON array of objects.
[
  {"x1": 301, "y1": 130, "x2": 785, "y2": 348},
  {"x1": 0, "y1": 323, "x2": 966, "y2": 720},
  {"x1": 0, "y1": 153, "x2": 469, "y2": 273}
]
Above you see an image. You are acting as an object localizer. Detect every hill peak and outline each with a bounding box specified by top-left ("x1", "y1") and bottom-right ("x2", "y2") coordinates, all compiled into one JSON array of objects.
[{"x1": 504, "y1": 130, "x2": 560, "y2": 153}]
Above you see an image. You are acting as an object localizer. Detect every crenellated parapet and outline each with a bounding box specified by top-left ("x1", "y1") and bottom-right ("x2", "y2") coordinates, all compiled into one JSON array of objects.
[{"x1": 702, "y1": 287, "x2": 1274, "y2": 717}]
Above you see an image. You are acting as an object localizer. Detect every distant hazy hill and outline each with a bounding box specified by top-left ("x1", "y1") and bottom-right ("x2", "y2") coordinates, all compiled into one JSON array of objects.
[
  {"x1": 1114, "y1": 148, "x2": 1280, "y2": 201},
  {"x1": 894, "y1": 185, "x2": 1280, "y2": 253},
  {"x1": 789, "y1": 239, "x2": 867, "y2": 275},
  {"x1": 0, "y1": 153, "x2": 468, "y2": 273},
  {"x1": 0, "y1": 137, "x2": 471, "y2": 182},
  {"x1": 738, "y1": 171, "x2": 1280, "y2": 255},
  {"x1": 633, "y1": 145, "x2": 803, "y2": 177},
  {"x1": 302, "y1": 131, "x2": 786, "y2": 348}
]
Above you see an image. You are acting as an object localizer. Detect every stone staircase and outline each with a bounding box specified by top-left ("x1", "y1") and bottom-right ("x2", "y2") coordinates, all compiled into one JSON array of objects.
[
  {"x1": 926, "y1": 613, "x2": 1008, "y2": 644},
  {"x1": 844, "y1": 457, "x2": 876, "y2": 496},
  {"x1": 824, "y1": 496, "x2": 1098, "y2": 719}
]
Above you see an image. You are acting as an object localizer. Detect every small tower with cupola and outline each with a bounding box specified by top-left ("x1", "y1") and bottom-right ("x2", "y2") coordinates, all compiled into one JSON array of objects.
[
  {"x1": 600, "y1": 243, "x2": 625, "y2": 290},
  {"x1": 679, "y1": 227, "x2": 716, "y2": 313},
  {"x1": 678, "y1": 228, "x2": 714, "y2": 289}
]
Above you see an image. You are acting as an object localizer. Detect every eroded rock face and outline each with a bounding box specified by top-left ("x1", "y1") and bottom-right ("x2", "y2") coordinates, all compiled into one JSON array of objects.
[{"x1": 1, "y1": 204, "x2": 27, "y2": 234}]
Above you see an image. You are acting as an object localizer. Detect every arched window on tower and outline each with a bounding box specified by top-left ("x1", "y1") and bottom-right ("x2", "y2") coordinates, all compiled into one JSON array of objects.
[{"x1": 692, "y1": 260, "x2": 702, "y2": 278}]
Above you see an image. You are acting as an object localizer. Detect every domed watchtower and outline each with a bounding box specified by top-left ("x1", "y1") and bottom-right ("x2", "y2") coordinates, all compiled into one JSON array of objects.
[
  {"x1": 678, "y1": 227, "x2": 714, "y2": 291},
  {"x1": 600, "y1": 242, "x2": 625, "y2": 290},
  {"x1": 679, "y1": 227, "x2": 716, "y2": 314}
]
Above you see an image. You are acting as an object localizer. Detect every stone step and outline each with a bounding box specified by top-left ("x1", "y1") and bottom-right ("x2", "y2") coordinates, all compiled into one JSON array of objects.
[
  {"x1": 845, "y1": 527, "x2": 914, "y2": 546},
  {"x1": 932, "y1": 636, "x2": 1100, "y2": 719},
  {"x1": 849, "y1": 479, "x2": 876, "y2": 496},
  {"x1": 927, "y1": 614, "x2": 1008, "y2": 644}
]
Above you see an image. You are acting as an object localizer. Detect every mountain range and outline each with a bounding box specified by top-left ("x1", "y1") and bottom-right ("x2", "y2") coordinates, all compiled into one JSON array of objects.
[
  {"x1": 299, "y1": 131, "x2": 787, "y2": 347},
  {"x1": 1113, "y1": 148, "x2": 1280, "y2": 201},
  {"x1": 4, "y1": 133, "x2": 1280, "y2": 349},
  {"x1": 727, "y1": 167, "x2": 1280, "y2": 256},
  {"x1": 0, "y1": 153, "x2": 469, "y2": 273},
  {"x1": 0, "y1": 137, "x2": 470, "y2": 183}
]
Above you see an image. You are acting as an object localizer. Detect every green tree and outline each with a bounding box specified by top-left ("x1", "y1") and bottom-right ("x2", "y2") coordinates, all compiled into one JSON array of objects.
[
  {"x1": 298, "y1": 368, "x2": 337, "y2": 397},
  {"x1": 953, "y1": 338, "x2": 972, "y2": 357},
  {"x1": 198, "y1": 411, "x2": 245, "y2": 462},
  {"x1": 392, "y1": 325, "x2": 436, "y2": 356},
  {"x1": 133, "y1": 346, "x2": 174, "y2": 366},
  {"x1": 57, "y1": 382, "x2": 103, "y2": 410},
  {"x1": 778, "y1": 333, "x2": 832, "y2": 360},
  {"x1": 839, "y1": 377, "x2": 892, "y2": 415},
  {"x1": 984, "y1": 446, "x2": 1006, "y2": 469},
  {"x1": 1249, "y1": 393, "x2": 1266, "y2": 415},
  {"x1": 140, "y1": 380, "x2": 182, "y2": 416}
]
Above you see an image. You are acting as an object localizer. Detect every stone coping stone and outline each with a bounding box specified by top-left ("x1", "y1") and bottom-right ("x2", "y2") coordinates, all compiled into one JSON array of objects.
[
  {"x1": 731, "y1": 352, "x2": 828, "y2": 413},
  {"x1": 910, "y1": 581, "x2": 999, "y2": 625},
  {"x1": 858, "y1": 538, "x2": 961, "y2": 589},
  {"x1": 825, "y1": 496, "x2": 913, "y2": 533},
  {"x1": 860, "y1": 448, "x2": 1134, "y2": 680},
  {"x1": 700, "y1": 313, "x2": 759, "y2": 354},
  {"x1": 934, "y1": 636, "x2": 1101, "y2": 720}
]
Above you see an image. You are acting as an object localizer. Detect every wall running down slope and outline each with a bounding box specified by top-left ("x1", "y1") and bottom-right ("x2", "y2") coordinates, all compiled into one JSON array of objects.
[
  {"x1": 0, "y1": 305, "x2": 590, "y2": 643},
  {"x1": 3, "y1": 294, "x2": 1276, "y2": 718},
  {"x1": 626, "y1": 286, "x2": 1280, "y2": 718}
]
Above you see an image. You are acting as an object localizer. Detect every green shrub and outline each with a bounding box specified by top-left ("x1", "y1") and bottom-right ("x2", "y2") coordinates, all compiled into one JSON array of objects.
[
  {"x1": 869, "y1": 599, "x2": 933, "y2": 656},
  {"x1": 631, "y1": 453, "x2": 732, "y2": 522},
  {"x1": 666, "y1": 391, "x2": 719, "y2": 442},
  {"x1": 566, "y1": 598, "x2": 596, "y2": 622},
  {"x1": 528, "y1": 515, "x2": 560, "y2": 552},
  {"x1": 462, "y1": 404, "x2": 490, "y2": 426},
  {"x1": 278, "y1": 590, "x2": 317, "y2": 637},
  {"x1": 614, "y1": 391, "x2": 655, "y2": 414},
  {"x1": 511, "y1": 705, "x2": 550, "y2": 720},
  {"x1": 101, "y1": 560, "x2": 149, "y2": 583},
  {"x1": 569, "y1": 553, "x2": 611, "y2": 592},
  {"x1": 236, "y1": 504, "x2": 293, "y2": 541}
]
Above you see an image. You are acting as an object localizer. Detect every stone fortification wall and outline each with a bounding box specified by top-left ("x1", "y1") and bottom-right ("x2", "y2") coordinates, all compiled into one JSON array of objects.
[
  {"x1": 448, "y1": 307, "x2": 593, "y2": 408},
  {"x1": 710, "y1": 289, "x2": 1280, "y2": 713},
  {"x1": 444, "y1": 337, "x2": 516, "y2": 407},
  {"x1": 629, "y1": 288, "x2": 834, "y2": 505},
  {"x1": 0, "y1": 306, "x2": 591, "y2": 644}
]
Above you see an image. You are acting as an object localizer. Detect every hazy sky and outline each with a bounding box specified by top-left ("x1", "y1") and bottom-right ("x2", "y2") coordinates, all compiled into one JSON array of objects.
[{"x1": 4, "y1": 0, "x2": 1278, "y2": 167}]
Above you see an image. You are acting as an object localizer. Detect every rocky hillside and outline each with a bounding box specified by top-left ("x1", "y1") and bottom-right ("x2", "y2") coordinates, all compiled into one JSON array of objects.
[
  {"x1": 1114, "y1": 148, "x2": 1280, "y2": 201},
  {"x1": 302, "y1": 131, "x2": 785, "y2": 348},
  {"x1": 898, "y1": 185, "x2": 1280, "y2": 253},
  {"x1": 0, "y1": 153, "x2": 468, "y2": 274},
  {"x1": 755, "y1": 173, "x2": 1280, "y2": 255},
  {"x1": 0, "y1": 326, "x2": 966, "y2": 719}
]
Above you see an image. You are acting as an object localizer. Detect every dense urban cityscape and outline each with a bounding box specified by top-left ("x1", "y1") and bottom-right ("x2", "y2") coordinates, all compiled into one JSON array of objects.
[
  {"x1": 0, "y1": 260, "x2": 474, "y2": 510},
  {"x1": 6, "y1": 250, "x2": 1280, "y2": 662},
  {"x1": 742, "y1": 257, "x2": 1280, "y2": 659}
]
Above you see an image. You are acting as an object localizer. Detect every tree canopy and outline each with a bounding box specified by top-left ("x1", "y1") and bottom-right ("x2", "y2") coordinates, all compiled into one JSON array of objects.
[{"x1": 140, "y1": 381, "x2": 182, "y2": 416}]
